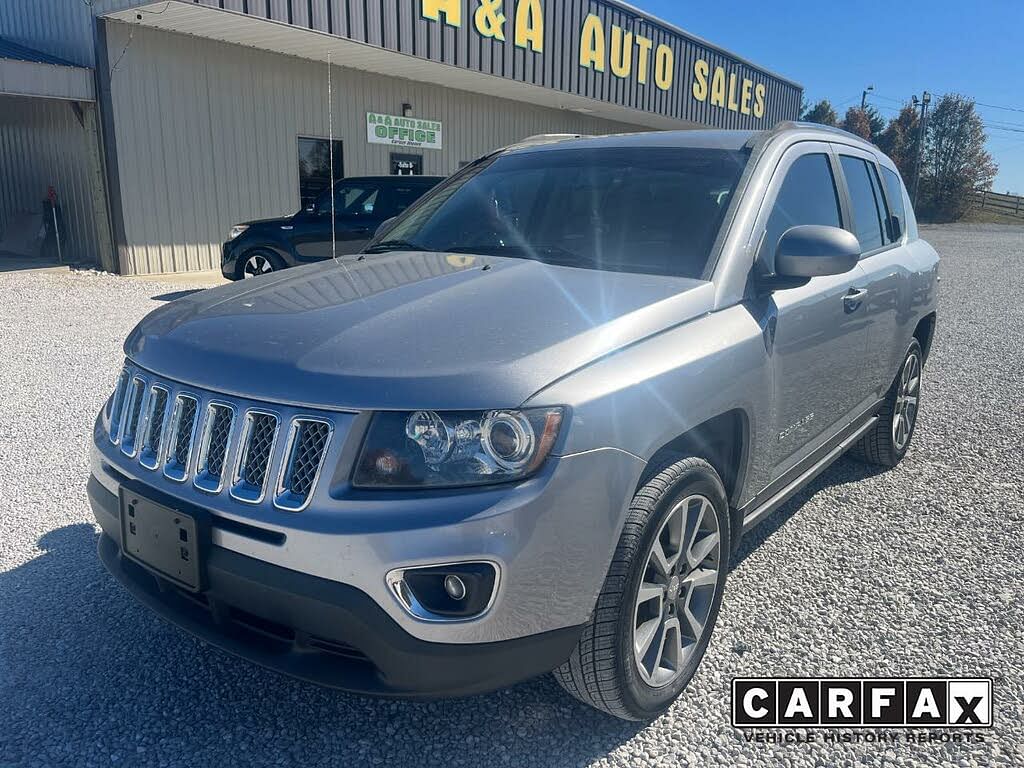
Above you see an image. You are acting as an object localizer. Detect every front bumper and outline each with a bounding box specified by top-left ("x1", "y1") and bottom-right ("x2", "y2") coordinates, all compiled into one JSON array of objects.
[{"x1": 90, "y1": 477, "x2": 582, "y2": 697}]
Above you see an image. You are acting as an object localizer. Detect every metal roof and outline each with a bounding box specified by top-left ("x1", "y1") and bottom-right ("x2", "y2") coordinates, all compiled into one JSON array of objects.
[{"x1": 0, "y1": 37, "x2": 79, "y2": 68}]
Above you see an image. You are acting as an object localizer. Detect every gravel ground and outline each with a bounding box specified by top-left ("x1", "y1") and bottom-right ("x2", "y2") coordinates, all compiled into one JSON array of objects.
[{"x1": 1, "y1": 223, "x2": 1022, "y2": 768}]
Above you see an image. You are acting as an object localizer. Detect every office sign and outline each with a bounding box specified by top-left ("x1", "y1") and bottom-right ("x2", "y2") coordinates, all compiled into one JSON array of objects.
[{"x1": 367, "y1": 112, "x2": 443, "y2": 151}]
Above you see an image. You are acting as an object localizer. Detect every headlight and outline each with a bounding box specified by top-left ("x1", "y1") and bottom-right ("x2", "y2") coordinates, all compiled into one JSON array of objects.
[
  {"x1": 228, "y1": 224, "x2": 249, "y2": 240},
  {"x1": 353, "y1": 407, "x2": 564, "y2": 488}
]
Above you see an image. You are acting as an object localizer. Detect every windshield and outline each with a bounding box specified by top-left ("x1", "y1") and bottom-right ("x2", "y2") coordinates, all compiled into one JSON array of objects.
[{"x1": 375, "y1": 146, "x2": 749, "y2": 278}]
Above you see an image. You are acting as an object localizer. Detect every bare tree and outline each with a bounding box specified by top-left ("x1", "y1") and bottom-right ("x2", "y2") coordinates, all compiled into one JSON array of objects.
[{"x1": 920, "y1": 94, "x2": 997, "y2": 221}]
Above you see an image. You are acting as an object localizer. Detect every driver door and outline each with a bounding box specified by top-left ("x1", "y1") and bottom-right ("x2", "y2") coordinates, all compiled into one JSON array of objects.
[{"x1": 752, "y1": 143, "x2": 874, "y2": 480}]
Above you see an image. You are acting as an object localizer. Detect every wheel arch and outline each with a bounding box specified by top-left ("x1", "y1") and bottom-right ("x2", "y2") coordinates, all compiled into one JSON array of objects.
[{"x1": 913, "y1": 312, "x2": 936, "y2": 364}]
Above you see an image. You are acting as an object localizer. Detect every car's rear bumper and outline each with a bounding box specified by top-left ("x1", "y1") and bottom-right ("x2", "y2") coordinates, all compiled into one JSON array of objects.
[{"x1": 90, "y1": 476, "x2": 582, "y2": 697}]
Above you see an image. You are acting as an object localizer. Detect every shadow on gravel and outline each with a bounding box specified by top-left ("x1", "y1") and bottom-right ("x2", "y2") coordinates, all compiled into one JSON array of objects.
[
  {"x1": 151, "y1": 289, "x2": 204, "y2": 302},
  {"x1": 730, "y1": 456, "x2": 888, "y2": 569},
  {"x1": 0, "y1": 524, "x2": 644, "y2": 767}
]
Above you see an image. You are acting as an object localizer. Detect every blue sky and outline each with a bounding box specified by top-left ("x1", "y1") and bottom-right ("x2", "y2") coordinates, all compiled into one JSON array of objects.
[{"x1": 640, "y1": 0, "x2": 1024, "y2": 194}]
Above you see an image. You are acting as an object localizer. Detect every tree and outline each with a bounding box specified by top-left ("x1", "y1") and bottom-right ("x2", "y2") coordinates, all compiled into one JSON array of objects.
[
  {"x1": 919, "y1": 94, "x2": 997, "y2": 221},
  {"x1": 864, "y1": 105, "x2": 886, "y2": 143},
  {"x1": 841, "y1": 107, "x2": 872, "y2": 140},
  {"x1": 876, "y1": 104, "x2": 921, "y2": 183},
  {"x1": 801, "y1": 99, "x2": 837, "y2": 127}
]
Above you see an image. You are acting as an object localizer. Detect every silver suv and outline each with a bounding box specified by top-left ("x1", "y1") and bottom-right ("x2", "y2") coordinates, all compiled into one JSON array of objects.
[{"x1": 90, "y1": 123, "x2": 938, "y2": 720}]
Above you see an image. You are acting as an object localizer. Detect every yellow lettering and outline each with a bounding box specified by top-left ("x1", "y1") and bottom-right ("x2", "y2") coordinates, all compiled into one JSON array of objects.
[
  {"x1": 727, "y1": 73, "x2": 739, "y2": 111},
  {"x1": 475, "y1": 0, "x2": 506, "y2": 40},
  {"x1": 692, "y1": 59, "x2": 709, "y2": 101},
  {"x1": 654, "y1": 44, "x2": 673, "y2": 91},
  {"x1": 740, "y1": 78, "x2": 752, "y2": 115},
  {"x1": 754, "y1": 83, "x2": 766, "y2": 118},
  {"x1": 422, "y1": 0, "x2": 461, "y2": 27},
  {"x1": 710, "y1": 66, "x2": 726, "y2": 107},
  {"x1": 610, "y1": 27, "x2": 632, "y2": 78},
  {"x1": 579, "y1": 14, "x2": 605, "y2": 72},
  {"x1": 635, "y1": 35, "x2": 653, "y2": 84},
  {"x1": 514, "y1": 0, "x2": 543, "y2": 52}
]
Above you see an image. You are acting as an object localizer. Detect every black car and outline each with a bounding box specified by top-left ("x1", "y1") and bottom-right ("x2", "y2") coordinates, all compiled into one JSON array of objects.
[{"x1": 222, "y1": 175, "x2": 443, "y2": 279}]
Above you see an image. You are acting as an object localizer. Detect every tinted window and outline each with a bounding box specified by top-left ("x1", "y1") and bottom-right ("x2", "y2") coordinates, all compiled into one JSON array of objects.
[
  {"x1": 840, "y1": 156, "x2": 885, "y2": 251},
  {"x1": 867, "y1": 163, "x2": 892, "y2": 244},
  {"x1": 761, "y1": 153, "x2": 842, "y2": 267},
  {"x1": 881, "y1": 167, "x2": 907, "y2": 241},
  {"x1": 389, "y1": 185, "x2": 428, "y2": 216},
  {"x1": 378, "y1": 147, "x2": 749, "y2": 278},
  {"x1": 297, "y1": 137, "x2": 343, "y2": 209},
  {"x1": 316, "y1": 184, "x2": 379, "y2": 216}
]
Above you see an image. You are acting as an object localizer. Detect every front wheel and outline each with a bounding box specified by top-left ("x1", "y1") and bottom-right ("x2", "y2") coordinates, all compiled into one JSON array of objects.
[
  {"x1": 851, "y1": 339, "x2": 923, "y2": 467},
  {"x1": 239, "y1": 249, "x2": 284, "y2": 279},
  {"x1": 553, "y1": 457, "x2": 731, "y2": 720}
]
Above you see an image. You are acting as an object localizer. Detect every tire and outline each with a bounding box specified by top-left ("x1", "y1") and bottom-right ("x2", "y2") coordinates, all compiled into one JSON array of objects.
[
  {"x1": 238, "y1": 249, "x2": 284, "y2": 279},
  {"x1": 553, "y1": 457, "x2": 731, "y2": 720},
  {"x1": 850, "y1": 339, "x2": 923, "y2": 467}
]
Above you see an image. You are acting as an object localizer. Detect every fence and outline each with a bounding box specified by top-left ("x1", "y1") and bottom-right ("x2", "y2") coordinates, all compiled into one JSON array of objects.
[{"x1": 972, "y1": 189, "x2": 1024, "y2": 219}]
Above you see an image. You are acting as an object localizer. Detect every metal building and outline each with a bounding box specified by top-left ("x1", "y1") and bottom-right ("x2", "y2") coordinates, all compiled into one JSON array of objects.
[{"x1": 0, "y1": 0, "x2": 801, "y2": 275}]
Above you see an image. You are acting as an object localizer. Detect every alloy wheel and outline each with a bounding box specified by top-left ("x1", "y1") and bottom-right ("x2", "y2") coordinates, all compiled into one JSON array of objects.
[
  {"x1": 243, "y1": 253, "x2": 274, "y2": 278},
  {"x1": 892, "y1": 351, "x2": 921, "y2": 451},
  {"x1": 632, "y1": 494, "x2": 721, "y2": 688}
]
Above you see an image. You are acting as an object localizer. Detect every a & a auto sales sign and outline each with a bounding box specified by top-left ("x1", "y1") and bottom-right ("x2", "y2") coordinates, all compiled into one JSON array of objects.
[{"x1": 732, "y1": 678, "x2": 993, "y2": 728}]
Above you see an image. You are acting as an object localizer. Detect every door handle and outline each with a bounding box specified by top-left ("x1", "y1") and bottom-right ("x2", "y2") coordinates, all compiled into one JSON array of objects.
[{"x1": 843, "y1": 287, "x2": 868, "y2": 311}]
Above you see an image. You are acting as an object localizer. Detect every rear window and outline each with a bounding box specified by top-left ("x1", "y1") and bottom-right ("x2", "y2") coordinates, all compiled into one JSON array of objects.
[
  {"x1": 840, "y1": 156, "x2": 886, "y2": 252},
  {"x1": 377, "y1": 146, "x2": 750, "y2": 279},
  {"x1": 881, "y1": 167, "x2": 907, "y2": 241}
]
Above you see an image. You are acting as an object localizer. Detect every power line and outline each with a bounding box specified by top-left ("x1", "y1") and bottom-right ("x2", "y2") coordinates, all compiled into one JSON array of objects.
[{"x1": 976, "y1": 100, "x2": 1024, "y2": 114}]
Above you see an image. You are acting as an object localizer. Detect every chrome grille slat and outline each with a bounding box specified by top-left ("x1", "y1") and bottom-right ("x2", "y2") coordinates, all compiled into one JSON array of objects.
[
  {"x1": 162, "y1": 394, "x2": 199, "y2": 482},
  {"x1": 275, "y1": 418, "x2": 333, "y2": 512},
  {"x1": 194, "y1": 402, "x2": 235, "y2": 494},
  {"x1": 119, "y1": 377, "x2": 147, "y2": 457},
  {"x1": 138, "y1": 385, "x2": 170, "y2": 470},
  {"x1": 108, "y1": 370, "x2": 130, "y2": 445},
  {"x1": 230, "y1": 411, "x2": 279, "y2": 504}
]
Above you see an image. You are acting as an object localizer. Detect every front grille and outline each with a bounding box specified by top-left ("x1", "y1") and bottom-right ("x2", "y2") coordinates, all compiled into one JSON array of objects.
[
  {"x1": 138, "y1": 385, "x2": 170, "y2": 469},
  {"x1": 106, "y1": 362, "x2": 339, "y2": 513},
  {"x1": 119, "y1": 377, "x2": 146, "y2": 457},
  {"x1": 163, "y1": 394, "x2": 199, "y2": 482},
  {"x1": 231, "y1": 411, "x2": 279, "y2": 503},
  {"x1": 194, "y1": 403, "x2": 234, "y2": 493},
  {"x1": 275, "y1": 419, "x2": 332, "y2": 511}
]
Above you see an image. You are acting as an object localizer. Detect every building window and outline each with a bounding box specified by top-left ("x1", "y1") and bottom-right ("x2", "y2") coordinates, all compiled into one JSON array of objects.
[
  {"x1": 390, "y1": 153, "x2": 423, "y2": 176},
  {"x1": 298, "y1": 137, "x2": 344, "y2": 209}
]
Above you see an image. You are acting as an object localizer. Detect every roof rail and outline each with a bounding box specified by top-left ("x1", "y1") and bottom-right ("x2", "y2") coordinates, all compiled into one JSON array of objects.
[
  {"x1": 505, "y1": 133, "x2": 587, "y2": 150},
  {"x1": 772, "y1": 120, "x2": 875, "y2": 144}
]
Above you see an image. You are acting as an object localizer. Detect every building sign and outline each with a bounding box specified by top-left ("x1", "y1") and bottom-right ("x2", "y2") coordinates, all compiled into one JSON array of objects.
[
  {"x1": 420, "y1": 0, "x2": 776, "y2": 121},
  {"x1": 367, "y1": 112, "x2": 443, "y2": 150}
]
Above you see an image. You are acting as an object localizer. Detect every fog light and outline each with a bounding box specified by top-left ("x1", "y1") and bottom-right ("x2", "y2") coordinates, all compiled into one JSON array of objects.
[
  {"x1": 443, "y1": 574, "x2": 467, "y2": 600},
  {"x1": 386, "y1": 561, "x2": 498, "y2": 621}
]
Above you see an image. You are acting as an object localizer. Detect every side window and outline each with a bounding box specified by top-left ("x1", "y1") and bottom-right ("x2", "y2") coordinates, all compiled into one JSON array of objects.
[
  {"x1": 881, "y1": 167, "x2": 907, "y2": 241},
  {"x1": 866, "y1": 163, "x2": 892, "y2": 244},
  {"x1": 760, "y1": 153, "x2": 842, "y2": 268},
  {"x1": 839, "y1": 156, "x2": 885, "y2": 252}
]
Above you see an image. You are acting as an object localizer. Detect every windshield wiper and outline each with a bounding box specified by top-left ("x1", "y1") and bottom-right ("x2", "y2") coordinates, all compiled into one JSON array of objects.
[{"x1": 363, "y1": 239, "x2": 433, "y2": 254}]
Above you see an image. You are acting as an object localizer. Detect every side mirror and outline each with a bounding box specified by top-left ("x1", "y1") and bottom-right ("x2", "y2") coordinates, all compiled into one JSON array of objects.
[
  {"x1": 774, "y1": 225, "x2": 860, "y2": 278},
  {"x1": 375, "y1": 217, "x2": 397, "y2": 238}
]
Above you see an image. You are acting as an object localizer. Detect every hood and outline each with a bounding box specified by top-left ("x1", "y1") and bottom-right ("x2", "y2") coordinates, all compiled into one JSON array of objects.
[
  {"x1": 125, "y1": 252, "x2": 714, "y2": 411},
  {"x1": 242, "y1": 214, "x2": 295, "y2": 228}
]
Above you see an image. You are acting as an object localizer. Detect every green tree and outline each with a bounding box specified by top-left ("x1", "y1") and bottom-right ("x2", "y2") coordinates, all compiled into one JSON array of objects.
[
  {"x1": 841, "y1": 107, "x2": 872, "y2": 140},
  {"x1": 864, "y1": 105, "x2": 886, "y2": 143},
  {"x1": 876, "y1": 104, "x2": 921, "y2": 183},
  {"x1": 801, "y1": 99, "x2": 837, "y2": 126},
  {"x1": 919, "y1": 94, "x2": 998, "y2": 221}
]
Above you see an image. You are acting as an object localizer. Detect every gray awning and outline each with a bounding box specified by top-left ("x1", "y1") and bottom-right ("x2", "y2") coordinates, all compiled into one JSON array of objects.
[{"x1": 0, "y1": 38, "x2": 94, "y2": 101}]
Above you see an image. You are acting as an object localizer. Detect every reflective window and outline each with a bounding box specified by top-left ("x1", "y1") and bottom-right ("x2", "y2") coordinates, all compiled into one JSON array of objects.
[
  {"x1": 316, "y1": 184, "x2": 380, "y2": 216},
  {"x1": 840, "y1": 155, "x2": 885, "y2": 252},
  {"x1": 297, "y1": 137, "x2": 343, "y2": 209},
  {"x1": 881, "y1": 167, "x2": 907, "y2": 241},
  {"x1": 761, "y1": 153, "x2": 842, "y2": 267}
]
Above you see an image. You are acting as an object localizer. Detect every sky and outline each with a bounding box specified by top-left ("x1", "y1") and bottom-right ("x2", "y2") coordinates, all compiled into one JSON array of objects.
[{"x1": 640, "y1": 0, "x2": 1024, "y2": 194}]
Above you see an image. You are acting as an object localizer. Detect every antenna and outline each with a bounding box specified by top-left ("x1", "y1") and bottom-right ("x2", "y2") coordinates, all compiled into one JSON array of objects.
[{"x1": 328, "y1": 53, "x2": 337, "y2": 264}]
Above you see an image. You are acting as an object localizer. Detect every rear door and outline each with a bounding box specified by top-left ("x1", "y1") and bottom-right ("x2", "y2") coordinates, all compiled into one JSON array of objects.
[
  {"x1": 835, "y1": 149, "x2": 909, "y2": 399},
  {"x1": 751, "y1": 143, "x2": 874, "y2": 479}
]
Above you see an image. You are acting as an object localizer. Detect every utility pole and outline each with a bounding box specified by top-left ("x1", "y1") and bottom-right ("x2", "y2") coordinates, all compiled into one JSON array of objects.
[
  {"x1": 861, "y1": 85, "x2": 874, "y2": 110},
  {"x1": 910, "y1": 91, "x2": 931, "y2": 207}
]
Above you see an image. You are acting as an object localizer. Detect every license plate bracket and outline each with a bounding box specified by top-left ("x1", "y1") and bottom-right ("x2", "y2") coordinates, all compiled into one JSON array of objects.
[{"x1": 120, "y1": 488, "x2": 205, "y2": 592}]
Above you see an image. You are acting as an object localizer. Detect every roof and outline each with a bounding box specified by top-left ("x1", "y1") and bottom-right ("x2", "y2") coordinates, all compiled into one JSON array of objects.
[{"x1": 0, "y1": 38, "x2": 79, "y2": 68}]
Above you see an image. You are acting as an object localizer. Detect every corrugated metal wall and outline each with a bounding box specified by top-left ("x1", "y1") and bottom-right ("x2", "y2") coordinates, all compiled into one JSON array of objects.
[
  {"x1": 0, "y1": 0, "x2": 97, "y2": 66},
  {"x1": 0, "y1": 94, "x2": 100, "y2": 263},
  {"x1": 106, "y1": 23, "x2": 647, "y2": 275}
]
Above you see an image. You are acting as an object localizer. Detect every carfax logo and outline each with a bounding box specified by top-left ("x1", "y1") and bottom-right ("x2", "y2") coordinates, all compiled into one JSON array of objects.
[{"x1": 732, "y1": 678, "x2": 992, "y2": 728}]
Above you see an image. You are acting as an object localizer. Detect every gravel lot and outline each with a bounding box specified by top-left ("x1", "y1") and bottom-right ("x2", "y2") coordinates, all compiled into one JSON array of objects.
[{"x1": 1, "y1": 223, "x2": 1022, "y2": 768}]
